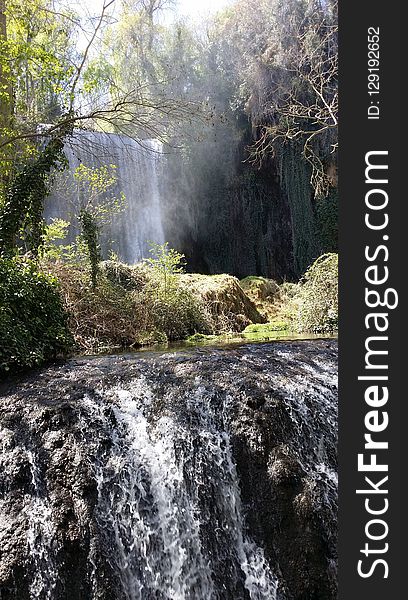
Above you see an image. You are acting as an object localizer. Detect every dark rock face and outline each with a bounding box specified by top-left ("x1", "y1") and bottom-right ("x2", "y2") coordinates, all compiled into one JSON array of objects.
[{"x1": 0, "y1": 340, "x2": 337, "y2": 600}]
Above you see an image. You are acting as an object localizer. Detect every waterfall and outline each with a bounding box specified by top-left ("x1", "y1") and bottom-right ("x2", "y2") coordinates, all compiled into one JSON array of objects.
[
  {"x1": 79, "y1": 379, "x2": 279, "y2": 600},
  {"x1": 0, "y1": 340, "x2": 338, "y2": 600},
  {"x1": 25, "y1": 451, "x2": 59, "y2": 600},
  {"x1": 45, "y1": 132, "x2": 166, "y2": 263}
]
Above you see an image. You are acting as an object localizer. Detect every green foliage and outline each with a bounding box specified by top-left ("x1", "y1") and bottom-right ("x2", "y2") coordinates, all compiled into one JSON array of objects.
[
  {"x1": 2, "y1": 0, "x2": 76, "y2": 123},
  {"x1": 316, "y1": 190, "x2": 338, "y2": 252},
  {"x1": 40, "y1": 162, "x2": 132, "y2": 300},
  {"x1": 147, "y1": 287, "x2": 211, "y2": 342},
  {"x1": 39, "y1": 164, "x2": 126, "y2": 281},
  {"x1": 295, "y1": 253, "x2": 338, "y2": 333},
  {"x1": 145, "y1": 242, "x2": 186, "y2": 298},
  {"x1": 143, "y1": 243, "x2": 210, "y2": 341},
  {"x1": 0, "y1": 0, "x2": 78, "y2": 193},
  {"x1": 0, "y1": 131, "x2": 68, "y2": 256},
  {"x1": 41, "y1": 217, "x2": 72, "y2": 261},
  {"x1": 79, "y1": 209, "x2": 101, "y2": 289},
  {"x1": 0, "y1": 256, "x2": 72, "y2": 376},
  {"x1": 73, "y1": 164, "x2": 126, "y2": 220}
]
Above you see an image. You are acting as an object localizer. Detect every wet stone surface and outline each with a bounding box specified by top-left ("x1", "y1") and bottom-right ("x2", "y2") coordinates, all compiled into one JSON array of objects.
[{"x1": 0, "y1": 340, "x2": 337, "y2": 600}]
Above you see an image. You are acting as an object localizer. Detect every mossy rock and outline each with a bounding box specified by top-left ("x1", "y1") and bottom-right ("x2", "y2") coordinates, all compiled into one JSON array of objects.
[
  {"x1": 180, "y1": 274, "x2": 266, "y2": 332},
  {"x1": 240, "y1": 276, "x2": 280, "y2": 301}
]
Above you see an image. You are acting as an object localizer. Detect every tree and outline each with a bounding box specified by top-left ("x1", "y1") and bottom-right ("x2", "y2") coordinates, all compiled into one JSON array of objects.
[
  {"x1": 0, "y1": 125, "x2": 69, "y2": 255},
  {"x1": 73, "y1": 163, "x2": 125, "y2": 288},
  {"x1": 0, "y1": 0, "x2": 197, "y2": 257},
  {"x1": 145, "y1": 241, "x2": 185, "y2": 298},
  {"x1": 249, "y1": 0, "x2": 338, "y2": 197},
  {"x1": 205, "y1": 0, "x2": 338, "y2": 197},
  {"x1": 0, "y1": 0, "x2": 196, "y2": 165}
]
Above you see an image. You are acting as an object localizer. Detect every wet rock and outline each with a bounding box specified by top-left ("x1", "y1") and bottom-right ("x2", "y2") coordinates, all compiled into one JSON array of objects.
[{"x1": 0, "y1": 340, "x2": 337, "y2": 600}]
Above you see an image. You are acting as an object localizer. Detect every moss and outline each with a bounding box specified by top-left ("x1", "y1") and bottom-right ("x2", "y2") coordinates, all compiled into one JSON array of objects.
[
  {"x1": 185, "y1": 322, "x2": 294, "y2": 347},
  {"x1": 186, "y1": 333, "x2": 218, "y2": 343},
  {"x1": 179, "y1": 273, "x2": 265, "y2": 332},
  {"x1": 240, "y1": 276, "x2": 280, "y2": 301},
  {"x1": 243, "y1": 320, "x2": 289, "y2": 334},
  {"x1": 278, "y1": 142, "x2": 322, "y2": 276}
]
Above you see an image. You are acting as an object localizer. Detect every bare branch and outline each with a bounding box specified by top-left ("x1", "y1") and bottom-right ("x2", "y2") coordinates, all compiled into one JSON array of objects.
[{"x1": 69, "y1": 0, "x2": 116, "y2": 111}]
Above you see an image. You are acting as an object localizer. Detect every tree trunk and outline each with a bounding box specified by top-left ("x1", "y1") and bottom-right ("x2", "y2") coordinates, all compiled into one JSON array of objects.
[
  {"x1": 0, "y1": 0, "x2": 14, "y2": 191},
  {"x1": 0, "y1": 0, "x2": 11, "y2": 125}
]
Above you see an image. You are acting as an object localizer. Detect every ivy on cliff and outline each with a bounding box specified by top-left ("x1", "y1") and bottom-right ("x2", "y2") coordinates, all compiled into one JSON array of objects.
[{"x1": 0, "y1": 129, "x2": 69, "y2": 256}]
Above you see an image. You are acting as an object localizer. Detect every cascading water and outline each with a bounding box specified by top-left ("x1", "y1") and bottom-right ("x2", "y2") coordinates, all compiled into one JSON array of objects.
[
  {"x1": 45, "y1": 132, "x2": 165, "y2": 263},
  {"x1": 0, "y1": 341, "x2": 338, "y2": 600},
  {"x1": 79, "y1": 380, "x2": 278, "y2": 600}
]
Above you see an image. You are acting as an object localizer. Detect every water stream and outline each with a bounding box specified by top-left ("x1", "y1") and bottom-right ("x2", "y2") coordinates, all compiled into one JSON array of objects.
[{"x1": 0, "y1": 341, "x2": 338, "y2": 600}]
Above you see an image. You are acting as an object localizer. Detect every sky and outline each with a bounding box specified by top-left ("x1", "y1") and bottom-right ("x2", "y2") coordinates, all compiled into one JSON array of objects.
[
  {"x1": 68, "y1": 0, "x2": 232, "y2": 50},
  {"x1": 175, "y1": 0, "x2": 232, "y2": 19},
  {"x1": 74, "y1": 0, "x2": 232, "y2": 21}
]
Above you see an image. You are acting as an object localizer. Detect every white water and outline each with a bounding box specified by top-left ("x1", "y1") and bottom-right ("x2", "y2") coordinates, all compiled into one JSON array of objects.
[
  {"x1": 0, "y1": 343, "x2": 338, "y2": 599},
  {"x1": 25, "y1": 451, "x2": 59, "y2": 600},
  {"x1": 78, "y1": 377, "x2": 279, "y2": 600},
  {"x1": 46, "y1": 132, "x2": 165, "y2": 263}
]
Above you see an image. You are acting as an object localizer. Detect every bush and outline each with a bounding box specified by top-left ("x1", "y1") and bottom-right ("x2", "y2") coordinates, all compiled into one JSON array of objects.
[
  {"x1": 147, "y1": 287, "x2": 212, "y2": 341},
  {"x1": 0, "y1": 257, "x2": 72, "y2": 376},
  {"x1": 51, "y1": 259, "x2": 212, "y2": 352},
  {"x1": 53, "y1": 263, "x2": 151, "y2": 353},
  {"x1": 295, "y1": 253, "x2": 338, "y2": 333},
  {"x1": 100, "y1": 260, "x2": 147, "y2": 291},
  {"x1": 143, "y1": 243, "x2": 213, "y2": 340}
]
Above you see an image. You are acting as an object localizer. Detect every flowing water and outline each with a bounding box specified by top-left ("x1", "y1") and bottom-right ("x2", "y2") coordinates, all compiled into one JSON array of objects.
[
  {"x1": 45, "y1": 132, "x2": 165, "y2": 263},
  {"x1": 0, "y1": 341, "x2": 338, "y2": 600}
]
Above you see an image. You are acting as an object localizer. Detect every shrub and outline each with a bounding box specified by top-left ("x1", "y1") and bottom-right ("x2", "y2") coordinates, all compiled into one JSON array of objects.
[
  {"x1": 144, "y1": 242, "x2": 186, "y2": 298},
  {"x1": 143, "y1": 243, "x2": 212, "y2": 340},
  {"x1": 52, "y1": 258, "x2": 212, "y2": 352},
  {"x1": 0, "y1": 257, "x2": 72, "y2": 376},
  {"x1": 100, "y1": 260, "x2": 147, "y2": 291},
  {"x1": 295, "y1": 253, "x2": 338, "y2": 333},
  {"x1": 147, "y1": 287, "x2": 212, "y2": 341},
  {"x1": 53, "y1": 263, "x2": 151, "y2": 353}
]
